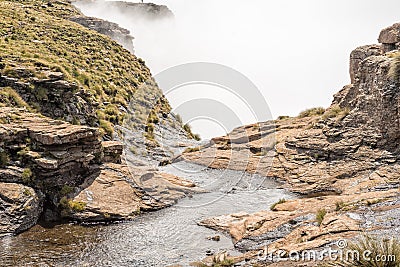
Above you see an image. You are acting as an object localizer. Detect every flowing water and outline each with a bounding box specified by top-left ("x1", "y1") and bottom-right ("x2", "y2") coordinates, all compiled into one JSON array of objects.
[{"x1": 0, "y1": 162, "x2": 293, "y2": 266}]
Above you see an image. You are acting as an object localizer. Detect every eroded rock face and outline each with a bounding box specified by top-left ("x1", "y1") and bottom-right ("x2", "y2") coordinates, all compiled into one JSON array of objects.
[
  {"x1": 0, "y1": 70, "x2": 97, "y2": 126},
  {"x1": 65, "y1": 163, "x2": 198, "y2": 221},
  {"x1": 70, "y1": 16, "x2": 134, "y2": 53},
  {"x1": 184, "y1": 23, "x2": 400, "y2": 265},
  {"x1": 337, "y1": 55, "x2": 399, "y2": 151},
  {"x1": 0, "y1": 107, "x2": 103, "y2": 228},
  {"x1": 74, "y1": 1, "x2": 174, "y2": 21},
  {"x1": 378, "y1": 22, "x2": 400, "y2": 52},
  {"x1": 0, "y1": 107, "x2": 199, "y2": 233},
  {"x1": 349, "y1": 45, "x2": 382, "y2": 83},
  {"x1": 102, "y1": 141, "x2": 123, "y2": 163},
  {"x1": 0, "y1": 183, "x2": 43, "y2": 236}
]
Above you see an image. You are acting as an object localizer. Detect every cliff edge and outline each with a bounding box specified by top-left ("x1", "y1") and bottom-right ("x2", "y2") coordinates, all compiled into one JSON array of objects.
[
  {"x1": 0, "y1": 0, "x2": 195, "y2": 236},
  {"x1": 184, "y1": 23, "x2": 400, "y2": 266}
]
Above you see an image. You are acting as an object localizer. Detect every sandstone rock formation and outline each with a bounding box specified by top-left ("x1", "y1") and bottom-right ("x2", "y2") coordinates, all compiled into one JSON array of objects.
[
  {"x1": 0, "y1": 0, "x2": 193, "y2": 158},
  {"x1": 379, "y1": 22, "x2": 400, "y2": 52},
  {"x1": 0, "y1": 107, "x2": 101, "y2": 231},
  {"x1": 66, "y1": 163, "x2": 198, "y2": 222},
  {"x1": 0, "y1": 183, "x2": 43, "y2": 236},
  {"x1": 183, "y1": 23, "x2": 400, "y2": 265},
  {"x1": 73, "y1": 0, "x2": 174, "y2": 21},
  {"x1": 69, "y1": 15, "x2": 135, "y2": 53},
  {"x1": 0, "y1": 107, "x2": 198, "y2": 233},
  {"x1": 0, "y1": 0, "x2": 196, "y2": 236}
]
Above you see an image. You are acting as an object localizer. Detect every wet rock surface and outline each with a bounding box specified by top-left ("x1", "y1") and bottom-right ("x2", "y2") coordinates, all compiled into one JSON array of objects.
[
  {"x1": 0, "y1": 183, "x2": 43, "y2": 236},
  {"x1": 0, "y1": 0, "x2": 196, "y2": 236},
  {"x1": 0, "y1": 108, "x2": 197, "y2": 234},
  {"x1": 0, "y1": 161, "x2": 293, "y2": 266},
  {"x1": 67, "y1": 162, "x2": 199, "y2": 222}
]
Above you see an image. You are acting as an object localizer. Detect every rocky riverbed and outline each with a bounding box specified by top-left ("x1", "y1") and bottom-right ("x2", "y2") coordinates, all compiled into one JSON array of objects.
[
  {"x1": 0, "y1": 161, "x2": 293, "y2": 266},
  {"x1": 180, "y1": 22, "x2": 400, "y2": 266}
]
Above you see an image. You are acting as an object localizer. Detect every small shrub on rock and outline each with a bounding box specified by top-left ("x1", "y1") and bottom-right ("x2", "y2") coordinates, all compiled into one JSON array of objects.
[
  {"x1": 270, "y1": 198, "x2": 286, "y2": 211},
  {"x1": 298, "y1": 107, "x2": 325, "y2": 118}
]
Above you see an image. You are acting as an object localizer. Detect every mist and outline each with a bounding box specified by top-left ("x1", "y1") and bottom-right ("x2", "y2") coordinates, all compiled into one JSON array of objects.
[{"x1": 74, "y1": 0, "x2": 400, "y2": 139}]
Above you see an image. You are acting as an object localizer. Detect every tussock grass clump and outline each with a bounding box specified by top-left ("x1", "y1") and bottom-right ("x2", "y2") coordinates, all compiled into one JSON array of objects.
[
  {"x1": 60, "y1": 185, "x2": 74, "y2": 196},
  {"x1": 0, "y1": 87, "x2": 31, "y2": 110},
  {"x1": 99, "y1": 119, "x2": 114, "y2": 137},
  {"x1": 270, "y1": 198, "x2": 286, "y2": 211},
  {"x1": 183, "y1": 123, "x2": 201, "y2": 141},
  {"x1": 68, "y1": 201, "x2": 86, "y2": 212},
  {"x1": 277, "y1": 115, "x2": 290, "y2": 120},
  {"x1": 388, "y1": 53, "x2": 400, "y2": 84},
  {"x1": 21, "y1": 168, "x2": 33, "y2": 183},
  {"x1": 327, "y1": 234, "x2": 400, "y2": 267},
  {"x1": 0, "y1": 151, "x2": 10, "y2": 167},
  {"x1": 316, "y1": 208, "x2": 327, "y2": 225},
  {"x1": 322, "y1": 105, "x2": 350, "y2": 121},
  {"x1": 298, "y1": 107, "x2": 325, "y2": 118},
  {"x1": 184, "y1": 146, "x2": 201, "y2": 153},
  {"x1": 59, "y1": 197, "x2": 87, "y2": 213}
]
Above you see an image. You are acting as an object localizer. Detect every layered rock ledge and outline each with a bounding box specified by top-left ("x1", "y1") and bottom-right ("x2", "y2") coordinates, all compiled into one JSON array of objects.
[
  {"x1": 0, "y1": 107, "x2": 198, "y2": 235},
  {"x1": 73, "y1": 0, "x2": 174, "y2": 21},
  {"x1": 69, "y1": 16, "x2": 135, "y2": 53},
  {"x1": 183, "y1": 23, "x2": 400, "y2": 266}
]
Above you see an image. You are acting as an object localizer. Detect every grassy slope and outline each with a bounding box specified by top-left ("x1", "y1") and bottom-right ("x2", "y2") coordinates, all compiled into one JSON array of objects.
[{"x1": 0, "y1": 0, "x2": 171, "y2": 137}]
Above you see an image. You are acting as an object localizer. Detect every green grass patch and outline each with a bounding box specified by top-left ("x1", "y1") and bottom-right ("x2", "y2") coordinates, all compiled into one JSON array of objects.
[
  {"x1": 99, "y1": 119, "x2": 114, "y2": 137},
  {"x1": 322, "y1": 105, "x2": 350, "y2": 121},
  {"x1": 326, "y1": 234, "x2": 400, "y2": 267},
  {"x1": 184, "y1": 146, "x2": 201, "y2": 153},
  {"x1": 0, "y1": 151, "x2": 9, "y2": 167},
  {"x1": 316, "y1": 208, "x2": 327, "y2": 226},
  {"x1": 298, "y1": 107, "x2": 325, "y2": 118},
  {"x1": 270, "y1": 198, "x2": 286, "y2": 211},
  {"x1": 389, "y1": 53, "x2": 400, "y2": 84},
  {"x1": 60, "y1": 185, "x2": 74, "y2": 196},
  {"x1": 59, "y1": 196, "x2": 86, "y2": 213}
]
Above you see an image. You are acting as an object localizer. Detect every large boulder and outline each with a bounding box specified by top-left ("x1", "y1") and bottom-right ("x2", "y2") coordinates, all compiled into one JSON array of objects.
[
  {"x1": 349, "y1": 44, "x2": 382, "y2": 83},
  {"x1": 65, "y1": 163, "x2": 199, "y2": 222},
  {"x1": 378, "y1": 22, "x2": 400, "y2": 52},
  {"x1": 0, "y1": 183, "x2": 43, "y2": 236}
]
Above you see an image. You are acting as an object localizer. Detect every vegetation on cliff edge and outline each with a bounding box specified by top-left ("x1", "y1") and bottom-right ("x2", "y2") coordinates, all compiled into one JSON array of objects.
[{"x1": 0, "y1": 0, "x2": 172, "y2": 139}]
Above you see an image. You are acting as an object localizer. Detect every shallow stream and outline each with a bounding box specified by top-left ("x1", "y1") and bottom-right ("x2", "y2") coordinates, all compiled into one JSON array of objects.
[{"x1": 0, "y1": 162, "x2": 293, "y2": 266}]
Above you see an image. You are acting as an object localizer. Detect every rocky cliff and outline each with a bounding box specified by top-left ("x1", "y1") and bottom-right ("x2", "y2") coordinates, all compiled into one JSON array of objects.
[
  {"x1": 69, "y1": 15, "x2": 135, "y2": 53},
  {"x1": 0, "y1": 0, "x2": 196, "y2": 236},
  {"x1": 183, "y1": 23, "x2": 400, "y2": 266},
  {"x1": 73, "y1": 0, "x2": 174, "y2": 21}
]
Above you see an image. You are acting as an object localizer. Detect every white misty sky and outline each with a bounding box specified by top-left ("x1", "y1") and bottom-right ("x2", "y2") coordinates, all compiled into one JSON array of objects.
[{"x1": 77, "y1": 0, "x2": 400, "y2": 139}]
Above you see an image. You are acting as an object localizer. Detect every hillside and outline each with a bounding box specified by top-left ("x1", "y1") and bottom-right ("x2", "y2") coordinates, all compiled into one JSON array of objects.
[{"x1": 0, "y1": 0, "x2": 197, "y2": 236}]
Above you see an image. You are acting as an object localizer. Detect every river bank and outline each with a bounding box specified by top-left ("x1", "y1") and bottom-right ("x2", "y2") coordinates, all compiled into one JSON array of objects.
[{"x1": 0, "y1": 161, "x2": 293, "y2": 266}]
